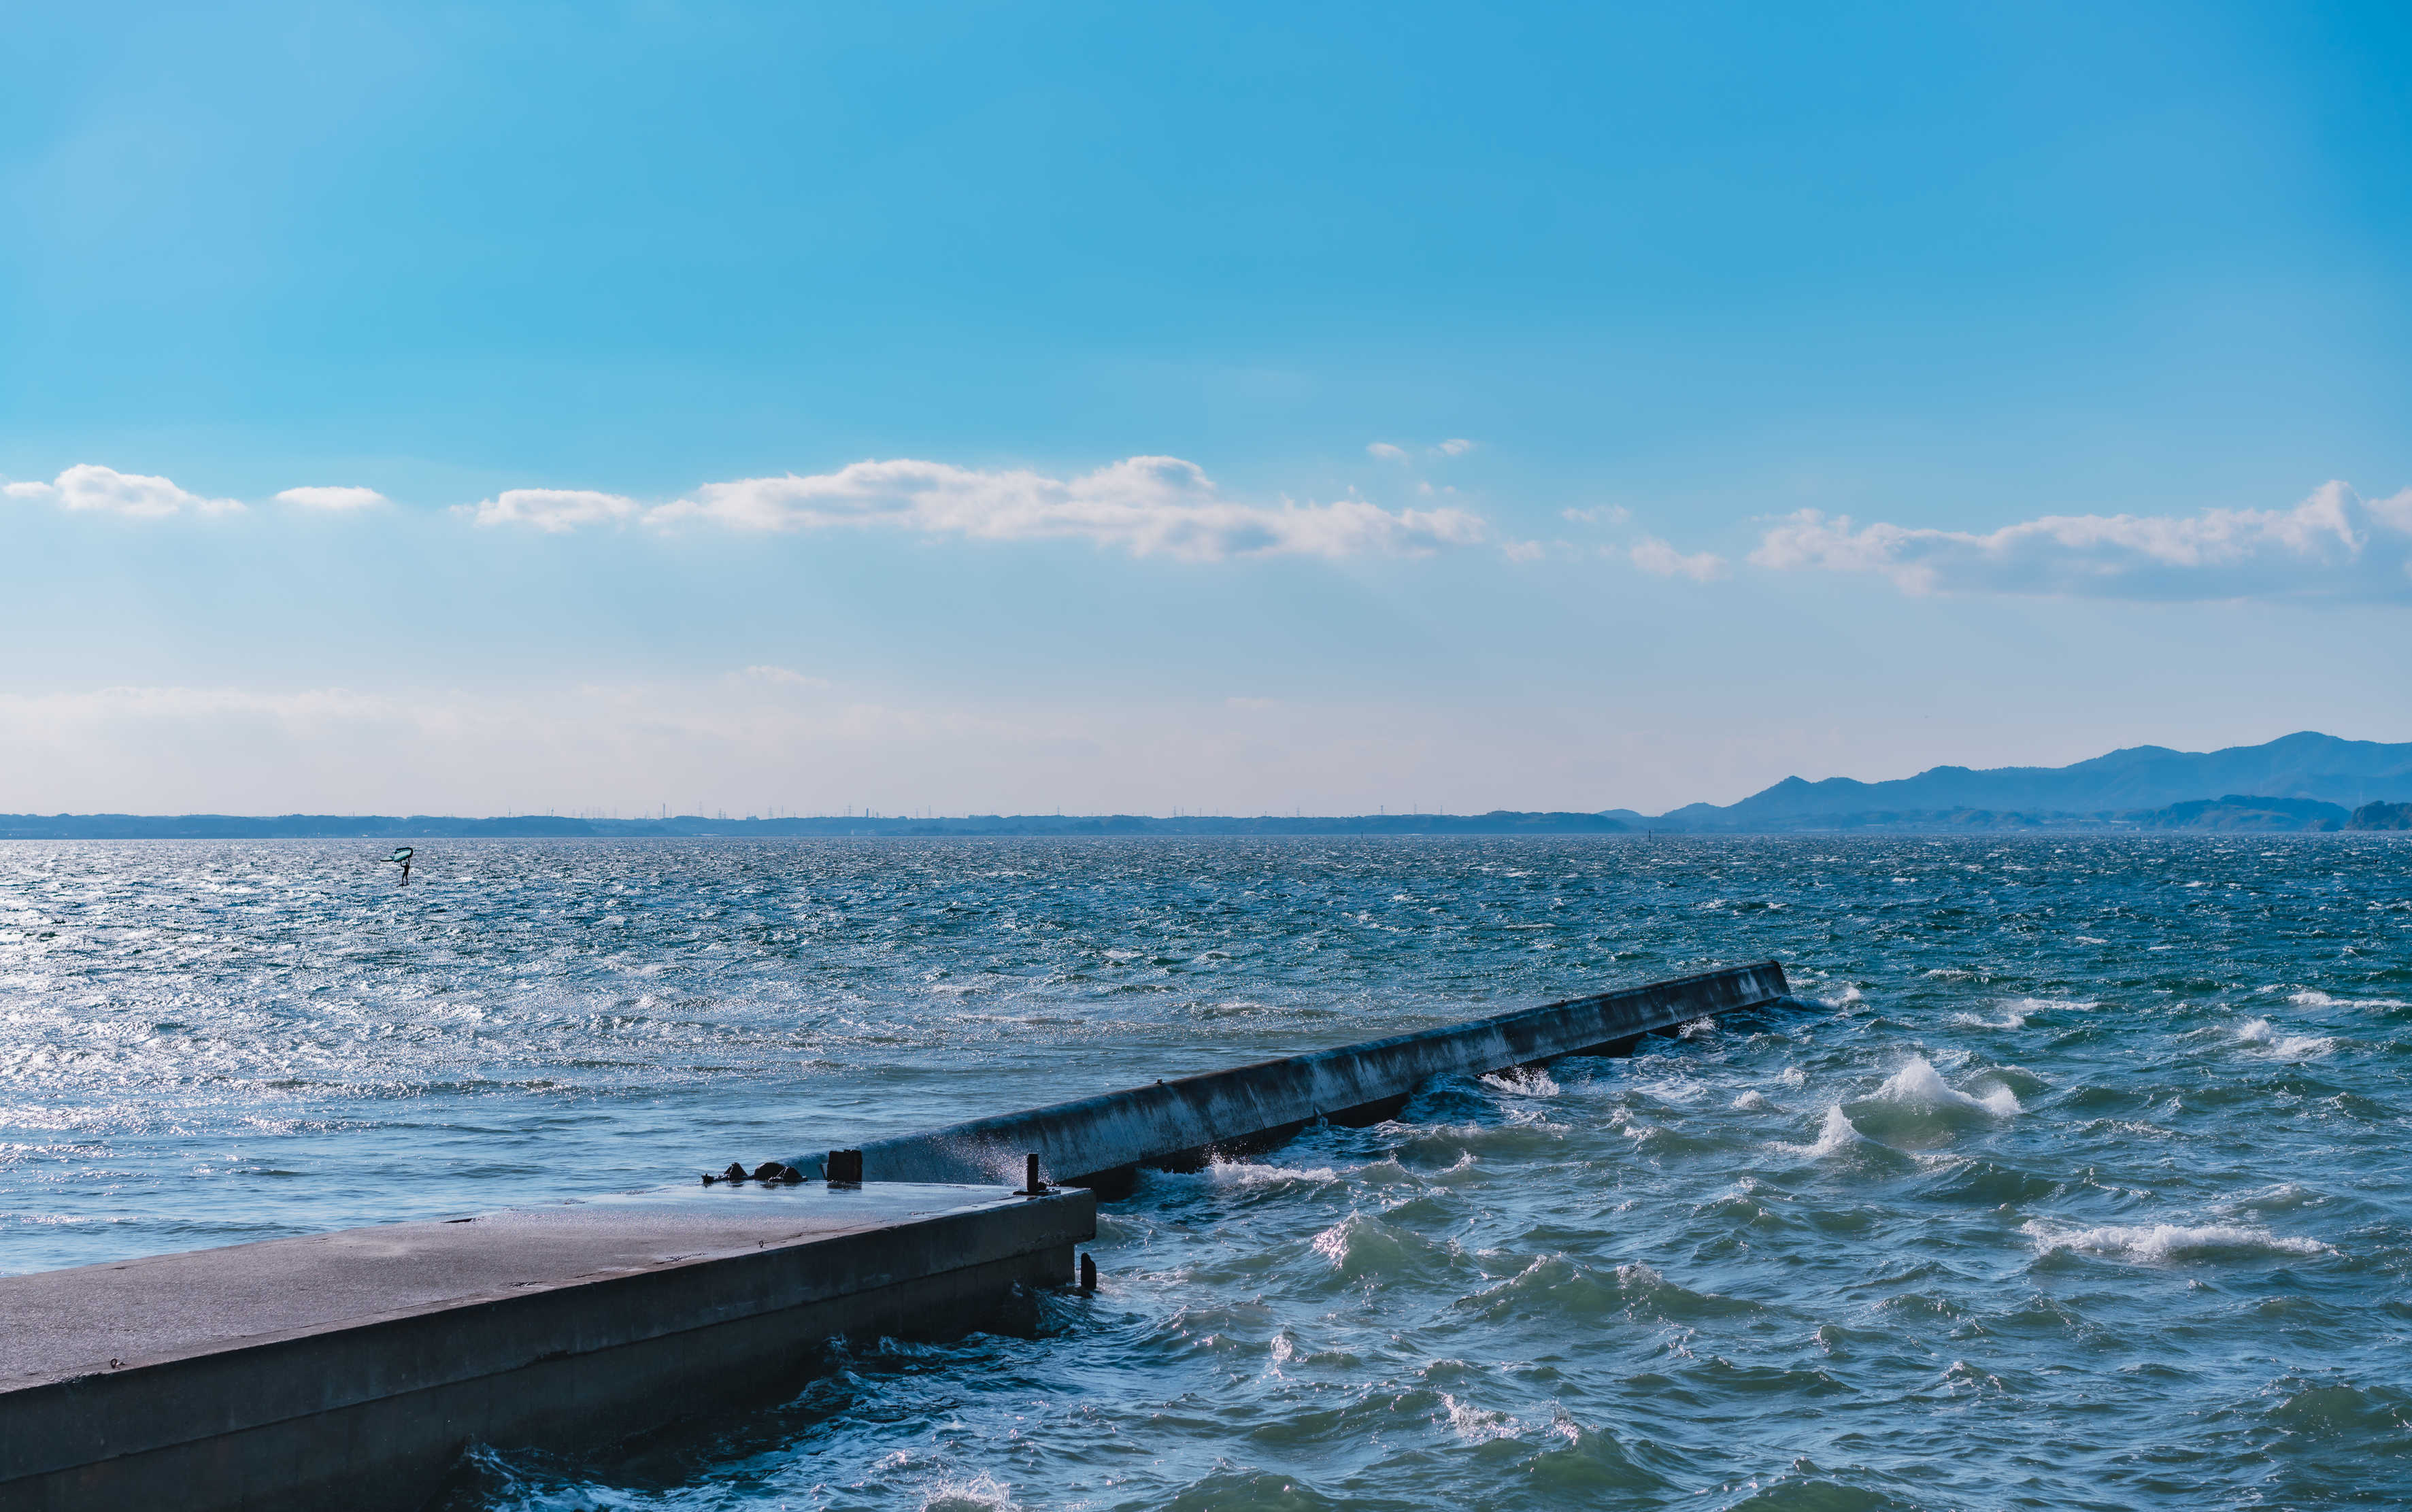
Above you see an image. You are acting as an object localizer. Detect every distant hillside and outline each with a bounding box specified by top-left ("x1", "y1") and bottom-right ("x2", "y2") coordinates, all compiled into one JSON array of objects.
[
  {"x1": 1656, "y1": 733, "x2": 2412, "y2": 831},
  {"x1": 2128, "y1": 796, "x2": 2346, "y2": 832},
  {"x1": 2352, "y1": 801, "x2": 2412, "y2": 831}
]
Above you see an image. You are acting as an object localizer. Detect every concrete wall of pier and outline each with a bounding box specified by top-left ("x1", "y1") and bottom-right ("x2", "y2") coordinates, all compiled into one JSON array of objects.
[
  {"x1": 788, "y1": 961, "x2": 1790, "y2": 1188},
  {"x1": 0, "y1": 1192, "x2": 1092, "y2": 1512}
]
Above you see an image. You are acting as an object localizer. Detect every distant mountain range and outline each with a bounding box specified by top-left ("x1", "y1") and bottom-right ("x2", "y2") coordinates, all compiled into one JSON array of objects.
[
  {"x1": 2, "y1": 733, "x2": 2407, "y2": 839},
  {"x1": 1618, "y1": 731, "x2": 2412, "y2": 832}
]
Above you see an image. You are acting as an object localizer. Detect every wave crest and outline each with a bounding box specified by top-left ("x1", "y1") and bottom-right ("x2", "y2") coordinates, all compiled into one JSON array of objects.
[
  {"x1": 1771, "y1": 1104, "x2": 1864, "y2": 1158},
  {"x1": 2234, "y1": 1018, "x2": 2336, "y2": 1058},
  {"x1": 1871, "y1": 1056, "x2": 2022, "y2": 1117},
  {"x1": 2024, "y1": 1220, "x2": 2332, "y2": 1262}
]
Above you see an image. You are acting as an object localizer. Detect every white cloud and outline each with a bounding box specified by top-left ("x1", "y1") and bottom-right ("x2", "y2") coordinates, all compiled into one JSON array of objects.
[
  {"x1": 742, "y1": 665, "x2": 832, "y2": 688},
  {"x1": 2368, "y1": 488, "x2": 2412, "y2": 534},
  {"x1": 1750, "y1": 482, "x2": 2412, "y2": 601},
  {"x1": 463, "y1": 487, "x2": 641, "y2": 533},
  {"x1": 1562, "y1": 505, "x2": 1631, "y2": 526},
  {"x1": 1369, "y1": 439, "x2": 1473, "y2": 462},
  {"x1": 3, "y1": 463, "x2": 242, "y2": 518},
  {"x1": 275, "y1": 485, "x2": 388, "y2": 511},
  {"x1": 631, "y1": 455, "x2": 1485, "y2": 560},
  {"x1": 1629, "y1": 536, "x2": 1729, "y2": 582}
]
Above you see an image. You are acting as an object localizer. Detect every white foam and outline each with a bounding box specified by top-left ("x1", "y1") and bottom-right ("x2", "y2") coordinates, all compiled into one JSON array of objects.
[
  {"x1": 922, "y1": 1474, "x2": 1018, "y2": 1512},
  {"x1": 2290, "y1": 990, "x2": 2409, "y2": 1009},
  {"x1": 1613, "y1": 1260, "x2": 1664, "y2": 1288},
  {"x1": 1950, "y1": 1009, "x2": 2027, "y2": 1030},
  {"x1": 2024, "y1": 1220, "x2": 2332, "y2": 1262},
  {"x1": 1479, "y1": 1066, "x2": 1561, "y2": 1097},
  {"x1": 1205, "y1": 1158, "x2": 1339, "y2": 1186},
  {"x1": 1775, "y1": 1104, "x2": 1862, "y2": 1156},
  {"x1": 1873, "y1": 1055, "x2": 2020, "y2": 1116},
  {"x1": 1949, "y1": 998, "x2": 2083, "y2": 1037},
  {"x1": 1731, "y1": 1090, "x2": 1777, "y2": 1111},
  {"x1": 1440, "y1": 1392, "x2": 1520, "y2": 1443},
  {"x1": 2233, "y1": 1019, "x2": 2336, "y2": 1058},
  {"x1": 1633, "y1": 1072, "x2": 1709, "y2": 1103},
  {"x1": 2001, "y1": 996, "x2": 2096, "y2": 1017}
]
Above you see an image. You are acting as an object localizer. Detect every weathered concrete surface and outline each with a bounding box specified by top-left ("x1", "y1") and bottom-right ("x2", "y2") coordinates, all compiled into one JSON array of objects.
[
  {"x1": 0, "y1": 1183, "x2": 1092, "y2": 1512},
  {"x1": 787, "y1": 961, "x2": 1790, "y2": 1188}
]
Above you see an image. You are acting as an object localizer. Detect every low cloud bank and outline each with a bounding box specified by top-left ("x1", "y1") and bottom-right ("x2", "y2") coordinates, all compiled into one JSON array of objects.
[
  {"x1": 1752, "y1": 482, "x2": 2412, "y2": 601},
  {"x1": 3, "y1": 464, "x2": 244, "y2": 518},
  {"x1": 275, "y1": 486, "x2": 389, "y2": 511},
  {"x1": 6, "y1": 456, "x2": 1485, "y2": 561},
  {"x1": 473, "y1": 456, "x2": 1484, "y2": 560},
  {"x1": 1629, "y1": 536, "x2": 1728, "y2": 582},
  {"x1": 466, "y1": 488, "x2": 641, "y2": 532},
  {"x1": 16, "y1": 456, "x2": 2406, "y2": 600}
]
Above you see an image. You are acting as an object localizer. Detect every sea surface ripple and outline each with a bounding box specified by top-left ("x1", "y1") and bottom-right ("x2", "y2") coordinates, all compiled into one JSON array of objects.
[{"x1": 3, "y1": 835, "x2": 2409, "y2": 1510}]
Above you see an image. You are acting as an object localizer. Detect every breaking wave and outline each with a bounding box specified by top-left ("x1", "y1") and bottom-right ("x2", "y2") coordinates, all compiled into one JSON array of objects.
[
  {"x1": 1479, "y1": 1066, "x2": 1562, "y2": 1096},
  {"x1": 1773, "y1": 1104, "x2": 1865, "y2": 1158},
  {"x1": 2024, "y1": 1220, "x2": 2334, "y2": 1262},
  {"x1": 2234, "y1": 1018, "x2": 2336, "y2": 1058},
  {"x1": 2290, "y1": 990, "x2": 2409, "y2": 1010},
  {"x1": 1868, "y1": 1056, "x2": 2021, "y2": 1117}
]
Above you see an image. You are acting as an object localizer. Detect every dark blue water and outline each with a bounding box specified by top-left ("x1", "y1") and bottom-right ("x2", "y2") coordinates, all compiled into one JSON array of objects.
[{"x1": 3, "y1": 836, "x2": 2409, "y2": 1509}]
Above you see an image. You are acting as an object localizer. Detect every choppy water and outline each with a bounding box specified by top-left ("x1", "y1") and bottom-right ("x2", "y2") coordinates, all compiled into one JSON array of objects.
[{"x1": 4, "y1": 836, "x2": 2410, "y2": 1510}]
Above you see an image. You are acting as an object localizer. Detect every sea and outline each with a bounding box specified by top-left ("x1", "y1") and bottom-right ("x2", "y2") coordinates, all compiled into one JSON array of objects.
[{"x1": 2, "y1": 835, "x2": 2407, "y2": 1511}]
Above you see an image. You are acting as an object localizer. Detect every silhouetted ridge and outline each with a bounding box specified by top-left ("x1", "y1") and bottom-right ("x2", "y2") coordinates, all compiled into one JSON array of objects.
[{"x1": 1659, "y1": 732, "x2": 2412, "y2": 830}]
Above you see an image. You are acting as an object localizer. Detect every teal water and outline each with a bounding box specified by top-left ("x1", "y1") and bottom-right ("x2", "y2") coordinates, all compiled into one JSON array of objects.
[{"x1": 3, "y1": 837, "x2": 2408, "y2": 1509}]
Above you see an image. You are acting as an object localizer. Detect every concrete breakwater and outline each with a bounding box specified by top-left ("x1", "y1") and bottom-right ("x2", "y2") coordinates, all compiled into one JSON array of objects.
[
  {"x1": 782, "y1": 960, "x2": 1791, "y2": 1193},
  {"x1": 0, "y1": 1186, "x2": 1093, "y2": 1512}
]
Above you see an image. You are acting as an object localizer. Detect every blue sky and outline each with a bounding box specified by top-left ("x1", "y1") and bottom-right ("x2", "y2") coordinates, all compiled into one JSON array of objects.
[{"x1": 5, "y1": 1, "x2": 2408, "y2": 816}]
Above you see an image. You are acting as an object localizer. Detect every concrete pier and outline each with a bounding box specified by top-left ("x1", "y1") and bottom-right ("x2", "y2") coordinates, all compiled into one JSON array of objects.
[
  {"x1": 785, "y1": 960, "x2": 1791, "y2": 1192},
  {"x1": 0, "y1": 1183, "x2": 1092, "y2": 1512}
]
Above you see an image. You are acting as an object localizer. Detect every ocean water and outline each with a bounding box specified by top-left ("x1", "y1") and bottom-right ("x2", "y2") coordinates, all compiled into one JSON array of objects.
[{"x1": 3, "y1": 835, "x2": 2409, "y2": 1510}]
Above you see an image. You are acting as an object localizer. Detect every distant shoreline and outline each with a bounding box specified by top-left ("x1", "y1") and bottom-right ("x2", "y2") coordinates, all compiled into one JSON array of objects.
[
  {"x1": 3, "y1": 800, "x2": 2407, "y2": 839},
  {"x1": 0, "y1": 811, "x2": 1632, "y2": 840},
  {"x1": 12, "y1": 733, "x2": 2409, "y2": 839}
]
